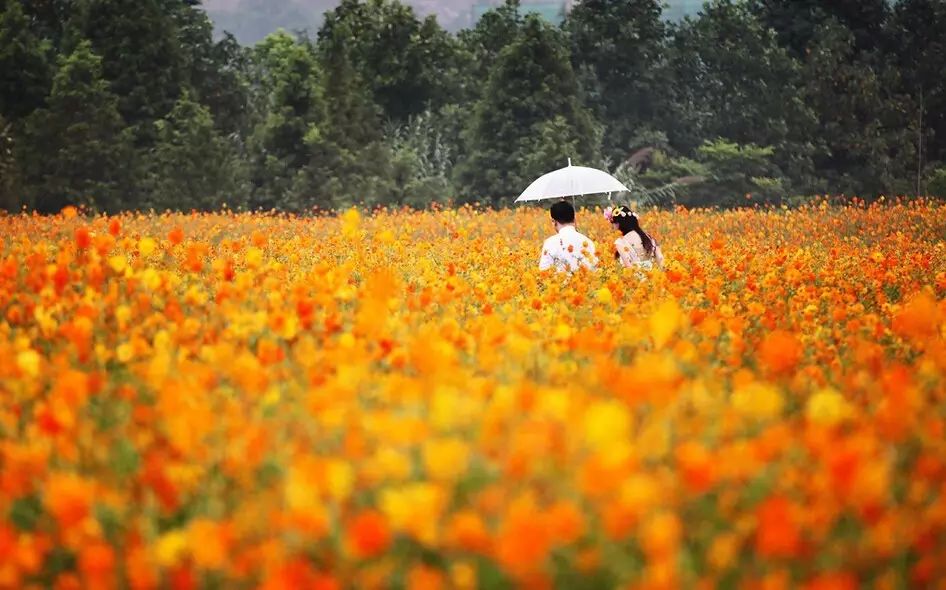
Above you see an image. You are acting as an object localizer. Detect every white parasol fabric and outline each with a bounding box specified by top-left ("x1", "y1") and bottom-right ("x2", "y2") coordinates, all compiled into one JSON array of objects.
[{"x1": 515, "y1": 159, "x2": 630, "y2": 202}]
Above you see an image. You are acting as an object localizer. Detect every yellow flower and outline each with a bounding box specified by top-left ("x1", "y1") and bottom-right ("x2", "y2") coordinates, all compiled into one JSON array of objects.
[
  {"x1": 138, "y1": 237, "x2": 157, "y2": 257},
  {"x1": 451, "y1": 562, "x2": 477, "y2": 589},
  {"x1": 261, "y1": 386, "x2": 281, "y2": 409},
  {"x1": 650, "y1": 299, "x2": 682, "y2": 349},
  {"x1": 285, "y1": 458, "x2": 322, "y2": 512},
  {"x1": 708, "y1": 533, "x2": 739, "y2": 571},
  {"x1": 16, "y1": 349, "x2": 40, "y2": 377},
  {"x1": 375, "y1": 447, "x2": 412, "y2": 481},
  {"x1": 116, "y1": 343, "x2": 134, "y2": 363},
  {"x1": 582, "y1": 400, "x2": 632, "y2": 450},
  {"x1": 423, "y1": 438, "x2": 470, "y2": 481},
  {"x1": 594, "y1": 287, "x2": 613, "y2": 304},
  {"x1": 731, "y1": 382, "x2": 784, "y2": 421},
  {"x1": 554, "y1": 323, "x2": 572, "y2": 340},
  {"x1": 379, "y1": 486, "x2": 412, "y2": 531},
  {"x1": 378, "y1": 229, "x2": 395, "y2": 244},
  {"x1": 246, "y1": 247, "x2": 263, "y2": 268},
  {"x1": 115, "y1": 305, "x2": 132, "y2": 328},
  {"x1": 806, "y1": 388, "x2": 852, "y2": 426},
  {"x1": 342, "y1": 208, "x2": 361, "y2": 237},
  {"x1": 140, "y1": 267, "x2": 161, "y2": 290},
  {"x1": 108, "y1": 255, "x2": 127, "y2": 273},
  {"x1": 326, "y1": 460, "x2": 354, "y2": 502},
  {"x1": 154, "y1": 530, "x2": 187, "y2": 567}
]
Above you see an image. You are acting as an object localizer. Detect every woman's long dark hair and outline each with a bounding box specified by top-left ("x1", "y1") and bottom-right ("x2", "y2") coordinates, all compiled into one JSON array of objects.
[{"x1": 613, "y1": 207, "x2": 656, "y2": 256}]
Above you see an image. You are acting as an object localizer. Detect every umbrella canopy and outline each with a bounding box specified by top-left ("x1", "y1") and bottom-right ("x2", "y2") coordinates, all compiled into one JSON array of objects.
[{"x1": 515, "y1": 159, "x2": 630, "y2": 202}]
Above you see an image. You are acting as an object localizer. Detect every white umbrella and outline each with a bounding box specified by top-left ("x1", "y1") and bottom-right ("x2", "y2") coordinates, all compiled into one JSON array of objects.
[{"x1": 515, "y1": 159, "x2": 630, "y2": 203}]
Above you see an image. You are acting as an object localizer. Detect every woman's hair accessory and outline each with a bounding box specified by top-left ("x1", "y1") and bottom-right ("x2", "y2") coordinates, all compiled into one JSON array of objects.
[{"x1": 604, "y1": 206, "x2": 635, "y2": 222}]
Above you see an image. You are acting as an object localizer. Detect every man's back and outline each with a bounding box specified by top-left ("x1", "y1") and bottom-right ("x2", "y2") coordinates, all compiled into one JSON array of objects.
[{"x1": 540, "y1": 225, "x2": 598, "y2": 272}]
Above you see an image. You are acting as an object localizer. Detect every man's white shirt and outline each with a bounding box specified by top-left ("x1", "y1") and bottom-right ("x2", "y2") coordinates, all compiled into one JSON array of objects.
[{"x1": 539, "y1": 225, "x2": 598, "y2": 272}]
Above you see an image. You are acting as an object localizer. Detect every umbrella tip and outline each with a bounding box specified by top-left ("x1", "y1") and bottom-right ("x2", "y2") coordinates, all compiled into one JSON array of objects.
[{"x1": 567, "y1": 158, "x2": 572, "y2": 167}]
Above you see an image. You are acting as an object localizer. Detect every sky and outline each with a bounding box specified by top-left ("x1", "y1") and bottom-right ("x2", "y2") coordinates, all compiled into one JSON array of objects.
[{"x1": 201, "y1": 0, "x2": 704, "y2": 44}]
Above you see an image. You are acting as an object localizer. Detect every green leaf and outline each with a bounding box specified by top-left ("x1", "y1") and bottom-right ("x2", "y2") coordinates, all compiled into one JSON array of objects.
[
  {"x1": 96, "y1": 504, "x2": 123, "y2": 545},
  {"x1": 110, "y1": 438, "x2": 140, "y2": 479},
  {"x1": 476, "y1": 557, "x2": 514, "y2": 590},
  {"x1": 10, "y1": 494, "x2": 43, "y2": 532}
]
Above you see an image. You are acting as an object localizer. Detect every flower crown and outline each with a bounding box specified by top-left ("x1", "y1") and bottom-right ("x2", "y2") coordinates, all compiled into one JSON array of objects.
[{"x1": 603, "y1": 206, "x2": 636, "y2": 223}]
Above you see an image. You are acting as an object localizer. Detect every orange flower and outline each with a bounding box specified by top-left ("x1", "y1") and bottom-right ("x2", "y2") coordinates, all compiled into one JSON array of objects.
[
  {"x1": 168, "y1": 227, "x2": 185, "y2": 245},
  {"x1": 188, "y1": 519, "x2": 231, "y2": 570},
  {"x1": 640, "y1": 512, "x2": 681, "y2": 559},
  {"x1": 45, "y1": 472, "x2": 95, "y2": 530},
  {"x1": 755, "y1": 496, "x2": 800, "y2": 558},
  {"x1": 75, "y1": 227, "x2": 92, "y2": 250},
  {"x1": 347, "y1": 510, "x2": 391, "y2": 559},
  {"x1": 675, "y1": 441, "x2": 715, "y2": 493},
  {"x1": 78, "y1": 542, "x2": 115, "y2": 583},
  {"x1": 407, "y1": 564, "x2": 446, "y2": 590},
  {"x1": 445, "y1": 510, "x2": 491, "y2": 553},
  {"x1": 892, "y1": 292, "x2": 940, "y2": 344},
  {"x1": 546, "y1": 500, "x2": 585, "y2": 546},
  {"x1": 495, "y1": 498, "x2": 552, "y2": 576},
  {"x1": 803, "y1": 572, "x2": 858, "y2": 590},
  {"x1": 758, "y1": 331, "x2": 803, "y2": 375},
  {"x1": 260, "y1": 560, "x2": 339, "y2": 590}
]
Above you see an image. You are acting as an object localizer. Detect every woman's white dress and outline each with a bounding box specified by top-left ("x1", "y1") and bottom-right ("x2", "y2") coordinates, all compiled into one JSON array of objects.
[{"x1": 614, "y1": 232, "x2": 664, "y2": 270}]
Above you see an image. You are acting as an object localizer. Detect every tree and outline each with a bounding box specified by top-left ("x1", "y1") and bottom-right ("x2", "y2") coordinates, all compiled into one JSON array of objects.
[
  {"x1": 746, "y1": 1, "x2": 915, "y2": 196},
  {"x1": 21, "y1": 41, "x2": 131, "y2": 213},
  {"x1": 888, "y1": 0, "x2": 946, "y2": 191},
  {"x1": 386, "y1": 110, "x2": 456, "y2": 207},
  {"x1": 0, "y1": 0, "x2": 52, "y2": 121},
  {"x1": 144, "y1": 92, "x2": 242, "y2": 211},
  {"x1": 749, "y1": 0, "x2": 891, "y2": 57},
  {"x1": 566, "y1": 0, "x2": 668, "y2": 163},
  {"x1": 72, "y1": 0, "x2": 186, "y2": 142},
  {"x1": 18, "y1": 0, "x2": 73, "y2": 48},
  {"x1": 293, "y1": 39, "x2": 394, "y2": 209},
  {"x1": 458, "y1": 15, "x2": 600, "y2": 205},
  {"x1": 247, "y1": 32, "x2": 326, "y2": 210},
  {"x1": 691, "y1": 139, "x2": 785, "y2": 207},
  {"x1": 0, "y1": 114, "x2": 22, "y2": 211},
  {"x1": 928, "y1": 166, "x2": 946, "y2": 198},
  {"x1": 457, "y1": 0, "x2": 523, "y2": 97},
  {"x1": 167, "y1": 2, "x2": 253, "y2": 136},
  {"x1": 202, "y1": 33, "x2": 255, "y2": 137},
  {"x1": 318, "y1": 0, "x2": 463, "y2": 122},
  {"x1": 663, "y1": 0, "x2": 819, "y2": 195},
  {"x1": 800, "y1": 20, "x2": 915, "y2": 196}
]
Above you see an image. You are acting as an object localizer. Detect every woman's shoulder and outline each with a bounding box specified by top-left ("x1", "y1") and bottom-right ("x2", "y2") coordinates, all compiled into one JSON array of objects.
[{"x1": 615, "y1": 233, "x2": 642, "y2": 246}]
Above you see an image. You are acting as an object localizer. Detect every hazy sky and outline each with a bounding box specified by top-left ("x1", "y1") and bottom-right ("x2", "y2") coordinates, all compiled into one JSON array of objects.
[{"x1": 201, "y1": 0, "x2": 703, "y2": 44}]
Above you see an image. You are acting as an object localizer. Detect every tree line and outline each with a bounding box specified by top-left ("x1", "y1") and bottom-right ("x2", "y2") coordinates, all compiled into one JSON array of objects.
[{"x1": 1, "y1": 0, "x2": 945, "y2": 213}]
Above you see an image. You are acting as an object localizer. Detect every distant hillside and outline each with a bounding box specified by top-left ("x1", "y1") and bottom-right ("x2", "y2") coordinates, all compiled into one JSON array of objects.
[{"x1": 201, "y1": 0, "x2": 704, "y2": 44}]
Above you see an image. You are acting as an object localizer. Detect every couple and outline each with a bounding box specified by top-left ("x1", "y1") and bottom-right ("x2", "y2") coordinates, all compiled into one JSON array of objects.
[{"x1": 538, "y1": 201, "x2": 664, "y2": 273}]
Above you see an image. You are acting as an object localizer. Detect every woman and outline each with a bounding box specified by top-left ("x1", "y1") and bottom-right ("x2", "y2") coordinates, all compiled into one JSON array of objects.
[{"x1": 604, "y1": 206, "x2": 664, "y2": 270}]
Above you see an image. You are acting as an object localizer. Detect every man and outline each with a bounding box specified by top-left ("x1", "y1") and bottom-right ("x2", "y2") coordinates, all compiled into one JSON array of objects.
[{"x1": 539, "y1": 201, "x2": 598, "y2": 272}]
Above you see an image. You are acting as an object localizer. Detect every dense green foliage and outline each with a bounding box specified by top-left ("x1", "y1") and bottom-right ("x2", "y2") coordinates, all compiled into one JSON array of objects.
[{"x1": 1, "y1": 0, "x2": 945, "y2": 212}]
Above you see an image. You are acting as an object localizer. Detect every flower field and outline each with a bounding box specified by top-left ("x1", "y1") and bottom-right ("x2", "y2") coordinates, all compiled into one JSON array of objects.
[{"x1": 2, "y1": 201, "x2": 946, "y2": 590}]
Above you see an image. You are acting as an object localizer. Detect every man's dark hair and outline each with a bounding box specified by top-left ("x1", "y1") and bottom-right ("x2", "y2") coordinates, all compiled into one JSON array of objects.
[{"x1": 550, "y1": 201, "x2": 575, "y2": 224}]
